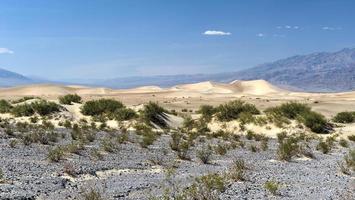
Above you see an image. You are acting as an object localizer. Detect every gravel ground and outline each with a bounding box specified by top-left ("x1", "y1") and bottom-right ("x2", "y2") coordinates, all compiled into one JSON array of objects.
[{"x1": 0, "y1": 128, "x2": 354, "y2": 200}]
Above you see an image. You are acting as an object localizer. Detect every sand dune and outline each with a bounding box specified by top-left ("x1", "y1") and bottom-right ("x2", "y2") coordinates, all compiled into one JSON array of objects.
[
  {"x1": 0, "y1": 80, "x2": 354, "y2": 99},
  {"x1": 229, "y1": 79, "x2": 285, "y2": 95},
  {"x1": 172, "y1": 81, "x2": 235, "y2": 94}
]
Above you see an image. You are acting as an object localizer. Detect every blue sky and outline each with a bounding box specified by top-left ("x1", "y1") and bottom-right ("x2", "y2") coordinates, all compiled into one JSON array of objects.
[{"x1": 0, "y1": 0, "x2": 354, "y2": 80}]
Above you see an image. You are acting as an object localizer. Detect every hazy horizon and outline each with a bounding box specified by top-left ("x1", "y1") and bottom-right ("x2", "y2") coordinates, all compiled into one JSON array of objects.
[{"x1": 0, "y1": 0, "x2": 355, "y2": 80}]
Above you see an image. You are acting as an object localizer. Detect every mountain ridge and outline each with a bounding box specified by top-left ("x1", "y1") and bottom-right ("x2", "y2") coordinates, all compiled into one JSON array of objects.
[{"x1": 1, "y1": 48, "x2": 354, "y2": 92}]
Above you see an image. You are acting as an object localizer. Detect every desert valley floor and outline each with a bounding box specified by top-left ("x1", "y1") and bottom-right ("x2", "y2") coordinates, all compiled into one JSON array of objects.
[{"x1": 0, "y1": 80, "x2": 354, "y2": 200}]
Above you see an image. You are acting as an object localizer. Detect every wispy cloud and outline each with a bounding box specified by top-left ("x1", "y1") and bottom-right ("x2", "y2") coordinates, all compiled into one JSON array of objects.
[
  {"x1": 203, "y1": 30, "x2": 231, "y2": 36},
  {"x1": 256, "y1": 33, "x2": 265, "y2": 37},
  {"x1": 277, "y1": 25, "x2": 300, "y2": 30},
  {"x1": 322, "y1": 26, "x2": 342, "y2": 31},
  {"x1": 0, "y1": 48, "x2": 14, "y2": 54}
]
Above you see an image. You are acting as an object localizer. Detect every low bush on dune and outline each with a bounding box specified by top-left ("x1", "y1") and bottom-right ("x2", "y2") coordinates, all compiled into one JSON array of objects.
[
  {"x1": 31, "y1": 100, "x2": 61, "y2": 116},
  {"x1": 197, "y1": 104, "x2": 216, "y2": 121},
  {"x1": 299, "y1": 111, "x2": 328, "y2": 133},
  {"x1": 215, "y1": 100, "x2": 260, "y2": 122},
  {"x1": 59, "y1": 94, "x2": 82, "y2": 105},
  {"x1": 348, "y1": 135, "x2": 355, "y2": 142},
  {"x1": 266, "y1": 102, "x2": 329, "y2": 133},
  {"x1": 81, "y1": 99, "x2": 138, "y2": 122},
  {"x1": 11, "y1": 104, "x2": 35, "y2": 117},
  {"x1": 141, "y1": 102, "x2": 169, "y2": 128},
  {"x1": 333, "y1": 111, "x2": 355, "y2": 123},
  {"x1": 11, "y1": 100, "x2": 61, "y2": 117},
  {"x1": 81, "y1": 99, "x2": 124, "y2": 116},
  {"x1": 0, "y1": 99, "x2": 12, "y2": 113},
  {"x1": 113, "y1": 108, "x2": 137, "y2": 121},
  {"x1": 11, "y1": 96, "x2": 38, "y2": 104},
  {"x1": 266, "y1": 102, "x2": 311, "y2": 119}
]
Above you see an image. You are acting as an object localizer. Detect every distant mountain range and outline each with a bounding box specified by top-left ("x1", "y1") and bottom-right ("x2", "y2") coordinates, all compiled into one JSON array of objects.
[
  {"x1": 1, "y1": 48, "x2": 355, "y2": 92},
  {"x1": 0, "y1": 68, "x2": 33, "y2": 87}
]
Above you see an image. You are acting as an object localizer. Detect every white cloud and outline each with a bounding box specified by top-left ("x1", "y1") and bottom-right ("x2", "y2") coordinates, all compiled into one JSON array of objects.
[
  {"x1": 277, "y1": 25, "x2": 300, "y2": 30},
  {"x1": 203, "y1": 30, "x2": 231, "y2": 36},
  {"x1": 257, "y1": 33, "x2": 265, "y2": 37},
  {"x1": 0, "y1": 48, "x2": 14, "y2": 54},
  {"x1": 322, "y1": 26, "x2": 342, "y2": 31}
]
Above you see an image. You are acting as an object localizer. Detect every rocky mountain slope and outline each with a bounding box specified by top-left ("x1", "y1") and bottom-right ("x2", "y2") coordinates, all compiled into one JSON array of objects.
[
  {"x1": 232, "y1": 48, "x2": 355, "y2": 92},
  {"x1": 0, "y1": 68, "x2": 32, "y2": 87}
]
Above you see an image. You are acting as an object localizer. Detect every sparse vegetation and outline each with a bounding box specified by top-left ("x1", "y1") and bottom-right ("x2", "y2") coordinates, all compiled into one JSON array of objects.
[
  {"x1": 141, "y1": 102, "x2": 169, "y2": 128},
  {"x1": 339, "y1": 138, "x2": 349, "y2": 148},
  {"x1": 82, "y1": 188, "x2": 104, "y2": 200},
  {"x1": 348, "y1": 135, "x2": 355, "y2": 142},
  {"x1": 215, "y1": 100, "x2": 260, "y2": 121},
  {"x1": 113, "y1": 108, "x2": 137, "y2": 121},
  {"x1": 197, "y1": 145, "x2": 213, "y2": 164},
  {"x1": 277, "y1": 136, "x2": 299, "y2": 161},
  {"x1": 59, "y1": 94, "x2": 82, "y2": 105},
  {"x1": 81, "y1": 99, "x2": 124, "y2": 116},
  {"x1": 264, "y1": 180, "x2": 280, "y2": 196},
  {"x1": 266, "y1": 102, "x2": 329, "y2": 133},
  {"x1": 229, "y1": 159, "x2": 247, "y2": 181},
  {"x1": 0, "y1": 99, "x2": 12, "y2": 113},
  {"x1": 333, "y1": 111, "x2": 355, "y2": 123},
  {"x1": 344, "y1": 149, "x2": 355, "y2": 171},
  {"x1": 316, "y1": 140, "x2": 331, "y2": 154},
  {"x1": 183, "y1": 173, "x2": 226, "y2": 200},
  {"x1": 47, "y1": 146, "x2": 65, "y2": 162},
  {"x1": 11, "y1": 100, "x2": 61, "y2": 117},
  {"x1": 197, "y1": 105, "x2": 216, "y2": 121},
  {"x1": 100, "y1": 137, "x2": 118, "y2": 152}
]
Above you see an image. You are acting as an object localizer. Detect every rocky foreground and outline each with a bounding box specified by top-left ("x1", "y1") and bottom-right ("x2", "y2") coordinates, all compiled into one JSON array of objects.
[{"x1": 0, "y1": 125, "x2": 354, "y2": 200}]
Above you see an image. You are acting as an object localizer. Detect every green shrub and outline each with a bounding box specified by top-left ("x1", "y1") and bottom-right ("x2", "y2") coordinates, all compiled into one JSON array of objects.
[
  {"x1": 197, "y1": 105, "x2": 216, "y2": 121},
  {"x1": 90, "y1": 148, "x2": 104, "y2": 161},
  {"x1": 265, "y1": 102, "x2": 310, "y2": 119},
  {"x1": 141, "y1": 102, "x2": 168, "y2": 128},
  {"x1": 183, "y1": 173, "x2": 226, "y2": 199},
  {"x1": 300, "y1": 111, "x2": 328, "y2": 133},
  {"x1": 215, "y1": 143, "x2": 227, "y2": 155},
  {"x1": 139, "y1": 132, "x2": 157, "y2": 148},
  {"x1": 182, "y1": 116, "x2": 194, "y2": 131},
  {"x1": 333, "y1": 111, "x2": 355, "y2": 123},
  {"x1": 215, "y1": 100, "x2": 260, "y2": 121},
  {"x1": 344, "y1": 149, "x2": 355, "y2": 171},
  {"x1": 0, "y1": 168, "x2": 4, "y2": 182},
  {"x1": 113, "y1": 108, "x2": 137, "y2": 121},
  {"x1": 264, "y1": 180, "x2": 280, "y2": 195},
  {"x1": 47, "y1": 147, "x2": 65, "y2": 162},
  {"x1": 316, "y1": 140, "x2": 331, "y2": 154},
  {"x1": 59, "y1": 94, "x2": 82, "y2": 105},
  {"x1": 11, "y1": 104, "x2": 35, "y2": 117},
  {"x1": 265, "y1": 102, "x2": 328, "y2": 133},
  {"x1": 32, "y1": 100, "x2": 61, "y2": 116},
  {"x1": 11, "y1": 96, "x2": 37, "y2": 104},
  {"x1": 82, "y1": 188, "x2": 104, "y2": 200},
  {"x1": 197, "y1": 145, "x2": 213, "y2": 164},
  {"x1": 100, "y1": 138, "x2": 117, "y2": 152},
  {"x1": 81, "y1": 99, "x2": 124, "y2": 116},
  {"x1": 229, "y1": 159, "x2": 247, "y2": 181},
  {"x1": 11, "y1": 100, "x2": 61, "y2": 117},
  {"x1": 339, "y1": 138, "x2": 349, "y2": 148},
  {"x1": 0, "y1": 100, "x2": 12, "y2": 113},
  {"x1": 348, "y1": 135, "x2": 355, "y2": 142},
  {"x1": 277, "y1": 137, "x2": 299, "y2": 161},
  {"x1": 63, "y1": 120, "x2": 72, "y2": 129},
  {"x1": 29, "y1": 116, "x2": 39, "y2": 123}
]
